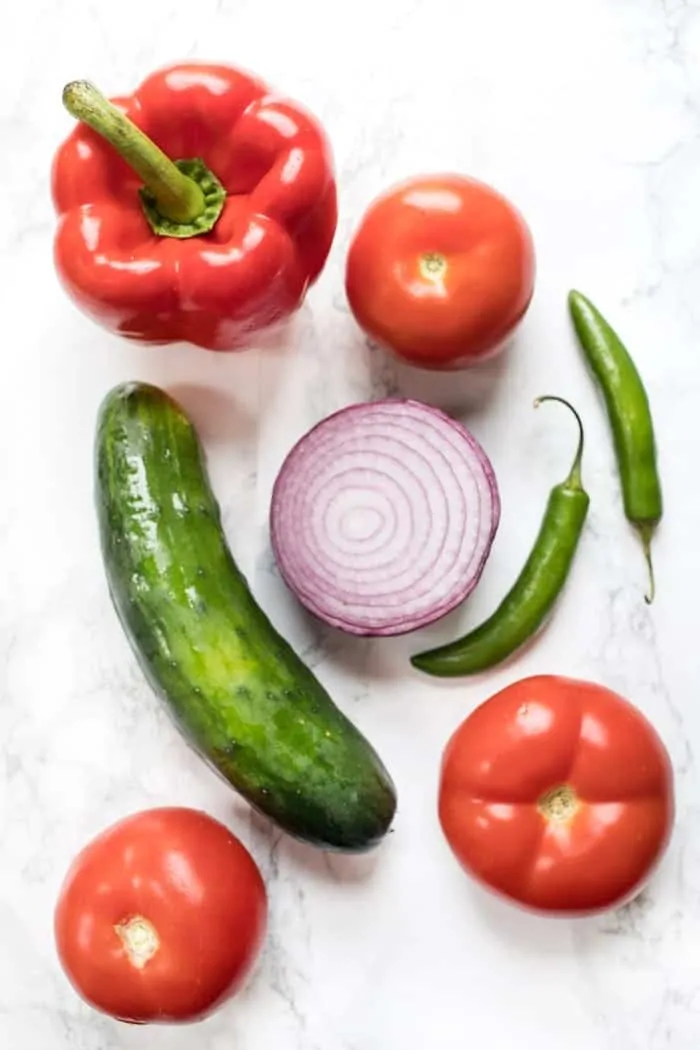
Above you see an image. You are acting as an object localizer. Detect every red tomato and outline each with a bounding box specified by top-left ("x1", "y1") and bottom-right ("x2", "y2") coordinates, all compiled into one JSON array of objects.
[
  {"x1": 439, "y1": 676, "x2": 674, "y2": 915},
  {"x1": 345, "y1": 173, "x2": 535, "y2": 371},
  {"x1": 54, "y1": 807, "x2": 267, "y2": 1024}
]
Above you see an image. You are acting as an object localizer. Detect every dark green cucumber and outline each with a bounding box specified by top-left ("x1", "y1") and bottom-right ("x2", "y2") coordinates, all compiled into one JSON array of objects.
[{"x1": 96, "y1": 382, "x2": 397, "y2": 852}]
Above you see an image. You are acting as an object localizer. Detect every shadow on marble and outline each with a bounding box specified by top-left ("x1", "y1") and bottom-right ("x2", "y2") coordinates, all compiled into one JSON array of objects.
[
  {"x1": 245, "y1": 806, "x2": 389, "y2": 886},
  {"x1": 365, "y1": 331, "x2": 517, "y2": 418},
  {"x1": 466, "y1": 880, "x2": 601, "y2": 953},
  {"x1": 286, "y1": 833, "x2": 389, "y2": 885},
  {"x1": 466, "y1": 874, "x2": 661, "y2": 960},
  {"x1": 255, "y1": 563, "x2": 410, "y2": 684},
  {"x1": 165, "y1": 380, "x2": 258, "y2": 448},
  {"x1": 312, "y1": 624, "x2": 405, "y2": 684},
  {"x1": 588, "y1": 887, "x2": 655, "y2": 941},
  {"x1": 250, "y1": 303, "x2": 316, "y2": 368}
]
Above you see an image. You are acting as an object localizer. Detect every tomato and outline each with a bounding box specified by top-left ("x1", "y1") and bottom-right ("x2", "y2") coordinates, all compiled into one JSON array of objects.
[
  {"x1": 345, "y1": 173, "x2": 535, "y2": 371},
  {"x1": 54, "y1": 807, "x2": 267, "y2": 1024},
  {"x1": 439, "y1": 676, "x2": 674, "y2": 915}
]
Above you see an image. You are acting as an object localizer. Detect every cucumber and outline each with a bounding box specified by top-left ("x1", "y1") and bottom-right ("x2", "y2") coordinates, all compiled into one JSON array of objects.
[{"x1": 96, "y1": 382, "x2": 397, "y2": 852}]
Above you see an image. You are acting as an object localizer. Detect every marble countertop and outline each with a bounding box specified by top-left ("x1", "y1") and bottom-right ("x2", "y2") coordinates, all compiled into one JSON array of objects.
[{"x1": 4, "y1": 0, "x2": 700, "y2": 1047}]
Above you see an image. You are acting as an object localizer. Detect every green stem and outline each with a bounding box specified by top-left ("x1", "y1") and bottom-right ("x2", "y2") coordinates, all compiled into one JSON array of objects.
[
  {"x1": 637, "y1": 523, "x2": 656, "y2": 605},
  {"x1": 63, "y1": 80, "x2": 205, "y2": 224},
  {"x1": 534, "y1": 395, "x2": 585, "y2": 490}
]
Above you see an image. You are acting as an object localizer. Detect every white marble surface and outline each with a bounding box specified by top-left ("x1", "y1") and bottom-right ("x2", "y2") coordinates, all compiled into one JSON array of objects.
[{"x1": 3, "y1": 0, "x2": 700, "y2": 1046}]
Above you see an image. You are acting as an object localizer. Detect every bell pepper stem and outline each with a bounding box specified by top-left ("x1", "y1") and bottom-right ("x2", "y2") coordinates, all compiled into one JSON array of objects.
[{"x1": 63, "y1": 80, "x2": 205, "y2": 224}]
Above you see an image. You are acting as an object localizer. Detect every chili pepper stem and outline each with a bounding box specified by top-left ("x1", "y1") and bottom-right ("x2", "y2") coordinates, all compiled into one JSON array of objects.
[
  {"x1": 637, "y1": 523, "x2": 656, "y2": 605},
  {"x1": 63, "y1": 80, "x2": 205, "y2": 224},
  {"x1": 534, "y1": 396, "x2": 585, "y2": 489}
]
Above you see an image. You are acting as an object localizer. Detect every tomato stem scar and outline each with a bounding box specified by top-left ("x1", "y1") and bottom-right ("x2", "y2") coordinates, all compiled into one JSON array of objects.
[
  {"x1": 419, "y1": 252, "x2": 447, "y2": 280},
  {"x1": 115, "y1": 915, "x2": 160, "y2": 969},
  {"x1": 538, "y1": 784, "x2": 580, "y2": 825}
]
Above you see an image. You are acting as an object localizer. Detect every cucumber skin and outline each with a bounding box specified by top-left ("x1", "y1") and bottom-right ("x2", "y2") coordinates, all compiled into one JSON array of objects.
[{"x1": 96, "y1": 382, "x2": 397, "y2": 852}]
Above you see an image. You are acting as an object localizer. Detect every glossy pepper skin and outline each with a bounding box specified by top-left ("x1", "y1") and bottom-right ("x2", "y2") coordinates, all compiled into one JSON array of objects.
[{"x1": 52, "y1": 64, "x2": 338, "y2": 350}]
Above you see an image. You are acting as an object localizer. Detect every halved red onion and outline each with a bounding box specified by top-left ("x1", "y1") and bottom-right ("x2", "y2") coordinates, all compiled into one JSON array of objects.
[{"x1": 269, "y1": 399, "x2": 500, "y2": 636}]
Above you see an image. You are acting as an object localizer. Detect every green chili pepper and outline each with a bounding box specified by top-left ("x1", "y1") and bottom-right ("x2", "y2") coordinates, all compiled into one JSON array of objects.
[
  {"x1": 568, "y1": 290, "x2": 662, "y2": 604},
  {"x1": 410, "y1": 396, "x2": 589, "y2": 678}
]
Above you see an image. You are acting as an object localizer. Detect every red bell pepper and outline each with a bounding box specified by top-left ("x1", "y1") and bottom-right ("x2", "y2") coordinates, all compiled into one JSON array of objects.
[{"x1": 52, "y1": 64, "x2": 338, "y2": 351}]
